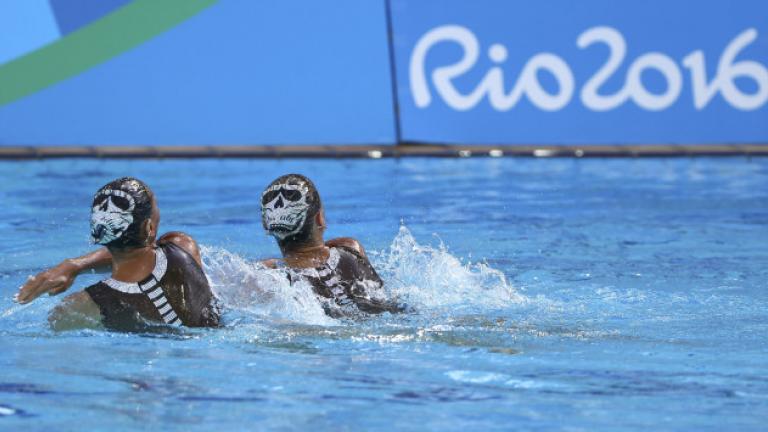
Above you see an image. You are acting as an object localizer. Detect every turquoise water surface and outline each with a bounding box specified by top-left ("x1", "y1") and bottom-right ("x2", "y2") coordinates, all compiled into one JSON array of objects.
[{"x1": 1, "y1": 158, "x2": 767, "y2": 431}]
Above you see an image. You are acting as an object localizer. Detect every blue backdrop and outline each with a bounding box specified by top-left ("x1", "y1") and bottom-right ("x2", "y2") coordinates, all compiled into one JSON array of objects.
[
  {"x1": 391, "y1": 0, "x2": 768, "y2": 144},
  {"x1": 1, "y1": 0, "x2": 767, "y2": 146},
  {"x1": 0, "y1": 0, "x2": 396, "y2": 146}
]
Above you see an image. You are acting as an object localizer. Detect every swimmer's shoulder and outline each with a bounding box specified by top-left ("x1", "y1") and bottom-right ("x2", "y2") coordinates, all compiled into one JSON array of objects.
[
  {"x1": 158, "y1": 231, "x2": 202, "y2": 267},
  {"x1": 325, "y1": 237, "x2": 366, "y2": 258},
  {"x1": 326, "y1": 241, "x2": 385, "y2": 289}
]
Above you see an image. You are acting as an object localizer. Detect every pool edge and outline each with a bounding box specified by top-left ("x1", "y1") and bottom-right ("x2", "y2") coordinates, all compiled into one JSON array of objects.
[{"x1": 0, "y1": 144, "x2": 766, "y2": 159}]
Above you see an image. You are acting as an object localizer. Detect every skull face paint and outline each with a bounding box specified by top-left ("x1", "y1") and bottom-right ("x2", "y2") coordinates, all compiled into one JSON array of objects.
[
  {"x1": 91, "y1": 189, "x2": 136, "y2": 245},
  {"x1": 261, "y1": 183, "x2": 310, "y2": 240}
]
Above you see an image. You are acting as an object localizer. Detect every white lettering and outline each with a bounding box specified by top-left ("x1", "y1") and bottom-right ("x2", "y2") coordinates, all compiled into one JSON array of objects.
[
  {"x1": 410, "y1": 25, "x2": 480, "y2": 109},
  {"x1": 625, "y1": 53, "x2": 682, "y2": 111},
  {"x1": 683, "y1": 28, "x2": 768, "y2": 110},
  {"x1": 577, "y1": 27, "x2": 629, "y2": 111},
  {"x1": 410, "y1": 25, "x2": 574, "y2": 111},
  {"x1": 410, "y1": 25, "x2": 768, "y2": 112}
]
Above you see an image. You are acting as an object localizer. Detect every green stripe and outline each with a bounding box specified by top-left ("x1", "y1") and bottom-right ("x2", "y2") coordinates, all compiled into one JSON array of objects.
[{"x1": 0, "y1": 0, "x2": 217, "y2": 107}]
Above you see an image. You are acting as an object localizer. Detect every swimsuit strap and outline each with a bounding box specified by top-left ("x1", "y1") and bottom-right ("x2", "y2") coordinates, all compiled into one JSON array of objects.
[
  {"x1": 101, "y1": 247, "x2": 180, "y2": 326},
  {"x1": 102, "y1": 247, "x2": 168, "y2": 293}
]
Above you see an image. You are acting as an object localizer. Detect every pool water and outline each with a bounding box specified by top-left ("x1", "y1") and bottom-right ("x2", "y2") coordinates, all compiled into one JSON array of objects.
[{"x1": 1, "y1": 157, "x2": 767, "y2": 431}]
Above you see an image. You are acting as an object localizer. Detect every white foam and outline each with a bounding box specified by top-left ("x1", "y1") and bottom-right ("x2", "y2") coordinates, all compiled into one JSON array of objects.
[
  {"x1": 201, "y1": 246, "x2": 336, "y2": 326},
  {"x1": 370, "y1": 226, "x2": 524, "y2": 311},
  {"x1": 446, "y1": 370, "x2": 508, "y2": 384},
  {"x1": 200, "y1": 225, "x2": 523, "y2": 325}
]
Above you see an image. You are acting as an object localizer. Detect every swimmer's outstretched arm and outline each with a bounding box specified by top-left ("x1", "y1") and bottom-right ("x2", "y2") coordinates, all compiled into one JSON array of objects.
[
  {"x1": 15, "y1": 248, "x2": 112, "y2": 304},
  {"x1": 15, "y1": 231, "x2": 202, "y2": 304}
]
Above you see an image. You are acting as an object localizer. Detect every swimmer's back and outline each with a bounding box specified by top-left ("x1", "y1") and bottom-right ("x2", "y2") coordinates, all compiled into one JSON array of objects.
[
  {"x1": 84, "y1": 242, "x2": 220, "y2": 330},
  {"x1": 288, "y1": 246, "x2": 403, "y2": 316}
]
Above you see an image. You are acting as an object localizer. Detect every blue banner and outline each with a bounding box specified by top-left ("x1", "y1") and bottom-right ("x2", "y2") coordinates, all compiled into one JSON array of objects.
[
  {"x1": 391, "y1": 0, "x2": 768, "y2": 144},
  {"x1": 0, "y1": 0, "x2": 396, "y2": 146}
]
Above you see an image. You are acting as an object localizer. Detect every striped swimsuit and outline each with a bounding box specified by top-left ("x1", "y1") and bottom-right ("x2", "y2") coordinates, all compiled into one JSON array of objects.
[
  {"x1": 85, "y1": 242, "x2": 220, "y2": 330},
  {"x1": 286, "y1": 246, "x2": 403, "y2": 317}
]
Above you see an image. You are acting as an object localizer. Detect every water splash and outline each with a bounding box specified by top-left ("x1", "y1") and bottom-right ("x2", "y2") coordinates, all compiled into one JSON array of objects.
[
  {"x1": 201, "y1": 246, "x2": 336, "y2": 326},
  {"x1": 371, "y1": 226, "x2": 525, "y2": 312},
  {"x1": 201, "y1": 225, "x2": 523, "y2": 326}
]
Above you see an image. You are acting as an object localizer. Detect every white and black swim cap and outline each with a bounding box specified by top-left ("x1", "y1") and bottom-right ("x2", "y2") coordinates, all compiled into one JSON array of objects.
[
  {"x1": 91, "y1": 177, "x2": 153, "y2": 248},
  {"x1": 261, "y1": 174, "x2": 321, "y2": 242}
]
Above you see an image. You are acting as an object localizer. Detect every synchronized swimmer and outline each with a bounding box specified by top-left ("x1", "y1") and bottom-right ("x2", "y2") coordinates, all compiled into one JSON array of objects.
[
  {"x1": 259, "y1": 174, "x2": 402, "y2": 317},
  {"x1": 15, "y1": 174, "x2": 399, "y2": 330}
]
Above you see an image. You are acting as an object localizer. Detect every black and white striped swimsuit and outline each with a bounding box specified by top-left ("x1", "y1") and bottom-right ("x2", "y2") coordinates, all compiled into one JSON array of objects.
[
  {"x1": 85, "y1": 242, "x2": 220, "y2": 330},
  {"x1": 286, "y1": 246, "x2": 403, "y2": 317}
]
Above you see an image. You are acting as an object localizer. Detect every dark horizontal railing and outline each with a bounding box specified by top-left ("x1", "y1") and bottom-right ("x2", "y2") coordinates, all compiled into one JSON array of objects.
[{"x1": 0, "y1": 144, "x2": 766, "y2": 159}]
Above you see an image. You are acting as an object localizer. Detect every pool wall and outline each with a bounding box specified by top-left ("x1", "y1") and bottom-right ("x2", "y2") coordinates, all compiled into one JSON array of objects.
[{"x1": 0, "y1": 0, "x2": 767, "y2": 148}]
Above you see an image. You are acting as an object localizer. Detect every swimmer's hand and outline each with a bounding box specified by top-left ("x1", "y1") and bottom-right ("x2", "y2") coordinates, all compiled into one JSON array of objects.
[{"x1": 15, "y1": 260, "x2": 79, "y2": 304}]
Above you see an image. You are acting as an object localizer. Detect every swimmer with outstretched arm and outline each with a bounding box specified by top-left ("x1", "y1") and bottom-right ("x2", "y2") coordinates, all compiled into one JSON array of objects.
[
  {"x1": 15, "y1": 177, "x2": 220, "y2": 330},
  {"x1": 260, "y1": 174, "x2": 403, "y2": 317}
]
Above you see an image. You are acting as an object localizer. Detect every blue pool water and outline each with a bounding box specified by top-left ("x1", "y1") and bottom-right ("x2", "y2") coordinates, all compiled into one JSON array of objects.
[{"x1": 1, "y1": 157, "x2": 767, "y2": 431}]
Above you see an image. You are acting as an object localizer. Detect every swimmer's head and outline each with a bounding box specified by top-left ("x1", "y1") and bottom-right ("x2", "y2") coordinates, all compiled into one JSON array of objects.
[
  {"x1": 90, "y1": 177, "x2": 159, "y2": 250},
  {"x1": 261, "y1": 174, "x2": 322, "y2": 245}
]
